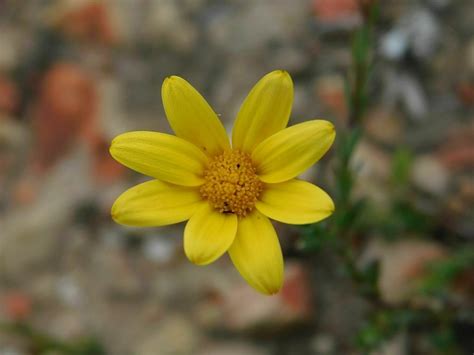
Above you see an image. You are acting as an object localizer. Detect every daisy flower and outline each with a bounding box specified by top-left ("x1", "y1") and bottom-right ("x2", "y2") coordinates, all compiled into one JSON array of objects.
[{"x1": 110, "y1": 70, "x2": 335, "y2": 295}]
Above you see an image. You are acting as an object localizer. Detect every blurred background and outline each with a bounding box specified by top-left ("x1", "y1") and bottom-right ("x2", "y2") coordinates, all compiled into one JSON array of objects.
[{"x1": 0, "y1": 0, "x2": 473, "y2": 354}]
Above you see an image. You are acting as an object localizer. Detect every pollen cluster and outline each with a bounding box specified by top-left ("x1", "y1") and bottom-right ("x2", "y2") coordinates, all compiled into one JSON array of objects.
[{"x1": 200, "y1": 150, "x2": 264, "y2": 217}]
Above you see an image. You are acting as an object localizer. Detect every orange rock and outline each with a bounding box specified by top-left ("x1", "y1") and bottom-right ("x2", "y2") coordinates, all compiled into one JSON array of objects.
[
  {"x1": 0, "y1": 76, "x2": 19, "y2": 115},
  {"x1": 12, "y1": 178, "x2": 37, "y2": 206},
  {"x1": 457, "y1": 82, "x2": 474, "y2": 105},
  {"x1": 372, "y1": 239, "x2": 447, "y2": 305},
  {"x1": 89, "y1": 134, "x2": 126, "y2": 184},
  {"x1": 452, "y1": 268, "x2": 474, "y2": 305},
  {"x1": 437, "y1": 124, "x2": 474, "y2": 170},
  {"x1": 59, "y1": 2, "x2": 116, "y2": 45},
  {"x1": 32, "y1": 62, "x2": 97, "y2": 172},
  {"x1": 312, "y1": 0, "x2": 359, "y2": 22},
  {"x1": 280, "y1": 263, "x2": 313, "y2": 315},
  {"x1": 315, "y1": 75, "x2": 348, "y2": 124},
  {"x1": 1, "y1": 291, "x2": 32, "y2": 321}
]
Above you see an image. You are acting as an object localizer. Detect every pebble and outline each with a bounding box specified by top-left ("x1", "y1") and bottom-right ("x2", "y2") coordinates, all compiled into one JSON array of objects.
[
  {"x1": 311, "y1": 333, "x2": 336, "y2": 354},
  {"x1": 364, "y1": 107, "x2": 404, "y2": 145},
  {"x1": 0, "y1": 27, "x2": 23, "y2": 71},
  {"x1": 380, "y1": 7, "x2": 440, "y2": 60},
  {"x1": 382, "y1": 70, "x2": 428, "y2": 120},
  {"x1": 361, "y1": 239, "x2": 447, "y2": 305},
  {"x1": 312, "y1": 0, "x2": 361, "y2": 29},
  {"x1": 411, "y1": 155, "x2": 450, "y2": 196},
  {"x1": 134, "y1": 315, "x2": 202, "y2": 355},
  {"x1": 314, "y1": 74, "x2": 347, "y2": 123},
  {"x1": 142, "y1": 235, "x2": 177, "y2": 265},
  {"x1": 198, "y1": 342, "x2": 270, "y2": 355},
  {"x1": 371, "y1": 333, "x2": 407, "y2": 355}
]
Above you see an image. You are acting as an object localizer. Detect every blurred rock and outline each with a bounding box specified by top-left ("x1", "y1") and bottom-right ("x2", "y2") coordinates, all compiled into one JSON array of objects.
[
  {"x1": 380, "y1": 7, "x2": 440, "y2": 60},
  {"x1": 452, "y1": 267, "x2": 474, "y2": 306},
  {"x1": 92, "y1": 247, "x2": 143, "y2": 298},
  {"x1": 56, "y1": 275, "x2": 82, "y2": 308},
  {"x1": 364, "y1": 108, "x2": 404, "y2": 145},
  {"x1": 380, "y1": 29, "x2": 409, "y2": 61},
  {"x1": 207, "y1": 1, "x2": 307, "y2": 53},
  {"x1": 55, "y1": 1, "x2": 117, "y2": 45},
  {"x1": 0, "y1": 27, "x2": 23, "y2": 71},
  {"x1": 197, "y1": 262, "x2": 314, "y2": 333},
  {"x1": 445, "y1": 175, "x2": 474, "y2": 239},
  {"x1": 467, "y1": 38, "x2": 474, "y2": 73},
  {"x1": 361, "y1": 239, "x2": 447, "y2": 305},
  {"x1": 47, "y1": 310, "x2": 86, "y2": 340},
  {"x1": 312, "y1": 0, "x2": 361, "y2": 29},
  {"x1": 32, "y1": 62, "x2": 97, "y2": 172},
  {"x1": 269, "y1": 46, "x2": 311, "y2": 74},
  {"x1": 427, "y1": 0, "x2": 451, "y2": 8},
  {"x1": 411, "y1": 155, "x2": 450, "y2": 196},
  {"x1": 371, "y1": 333, "x2": 407, "y2": 355},
  {"x1": 97, "y1": 76, "x2": 129, "y2": 137},
  {"x1": 142, "y1": 235, "x2": 178, "y2": 265},
  {"x1": 134, "y1": 315, "x2": 202, "y2": 355},
  {"x1": 0, "y1": 76, "x2": 19, "y2": 115},
  {"x1": 437, "y1": 123, "x2": 474, "y2": 170},
  {"x1": 89, "y1": 135, "x2": 126, "y2": 184},
  {"x1": 352, "y1": 139, "x2": 391, "y2": 181},
  {"x1": 198, "y1": 342, "x2": 270, "y2": 355},
  {"x1": 310, "y1": 333, "x2": 336, "y2": 354},
  {"x1": 145, "y1": 1, "x2": 197, "y2": 53},
  {"x1": 0, "y1": 118, "x2": 27, "y2": 146},
  {"x1": 456, "y1": 82, "x2": 474, "y2": 106},
  {"x1": 0, "y1": 291, "x2": 32, "y2": 321},
  {"x1": 0, "y1": 345, "x2": 27, "y2": 355},
  {"x1": 351, "y1": 140, "x2": 392, "y2": 207},
  {"x1": 0, "y1": 146, "x2": 93, "y2": 276},
  {"x1": 314, "y1": 74, "x2": 347, "y2": 124},
  {"x1": 382, "y1": 71, "x2": 427, "y2": 120}
]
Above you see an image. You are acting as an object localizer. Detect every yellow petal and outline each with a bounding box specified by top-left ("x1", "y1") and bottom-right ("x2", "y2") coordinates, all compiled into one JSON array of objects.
[
  {"x1": 184, "y1": 203, "x2": 238, "y2": 265},
  {"x1": 252, "y1": 120, "x2": 335, "y2": 183},
  {"x1": 232, "y1": 70, "x2": 293, "y2": 153},
  {"x1": 111, "y1": 180, "x2": 201, "y2": 227},
  {"x1": 162, "y1": 76, "x2": 230, "y2": 156},
  {"x1": 256, "y1": 179, "x2": 334, "y2": 224},
  {"x1": 228, "y1": 210, "x2": 283, "y2": 295},
  {"x1": 110, "y1": 131, "x2": 208, "y2": 186}
]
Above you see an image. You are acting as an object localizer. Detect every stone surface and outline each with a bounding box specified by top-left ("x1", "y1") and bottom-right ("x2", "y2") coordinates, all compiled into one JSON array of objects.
[
  {"x1": 411, "y1": 155, "x2": 450, "y2": 196},
  {"x1": 134, "y1": 315, "x2": 203, "y2": 355},
  {"x1": 361, "y1": 239, "x2": 447, "y2": 305},
  {"x1": 196, "y1": 262, "x2": 314, "y2": 333}
]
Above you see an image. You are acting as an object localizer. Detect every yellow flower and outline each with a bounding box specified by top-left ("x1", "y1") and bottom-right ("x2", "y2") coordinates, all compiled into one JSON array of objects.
[{"x1": 110, "y1": 70, "x2": 335, "y2": 295}]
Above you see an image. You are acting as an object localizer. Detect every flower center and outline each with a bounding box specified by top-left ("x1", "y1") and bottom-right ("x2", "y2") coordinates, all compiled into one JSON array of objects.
[{"x1": 200, "y1": 150, "x2": 264, "y2": 217}]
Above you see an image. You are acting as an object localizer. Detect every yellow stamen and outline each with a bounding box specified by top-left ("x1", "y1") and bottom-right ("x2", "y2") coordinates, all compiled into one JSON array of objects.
[{"x1": 200, "y1": 150, "x2": 264, "y2": 217}]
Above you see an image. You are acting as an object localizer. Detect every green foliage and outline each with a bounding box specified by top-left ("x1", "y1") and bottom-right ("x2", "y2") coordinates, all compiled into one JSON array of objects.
[
  {"x1": 356, "y1": 309, "x2": 462, "y2": 354},
  {"x1": 421, "y1": 248, "x2": 474, "y2": 297},
  {"x1": 334, "y1": 129, "x2": 361, "y2": 204},
  {"x1": 428, "y1": 326, "x2": 460, "y2": 355},
  {"x1": 358, "y1": 260, "x2": 380, "y2": 298},
  {"x1": 365, "y1": 200, "x2": 433, "y2": 240},
  {"x1": 391, "y1": 147, "x2": 413, "y2": 187},
  {"x1": 0, "y1": 322, "x2": 106, "y2": 355},
  {"x1": 356, "y1": 309, "x2": 412, "y2": 352},
  {"x1": 299, "y1": 223, "x2": 330, "y2": 252}
]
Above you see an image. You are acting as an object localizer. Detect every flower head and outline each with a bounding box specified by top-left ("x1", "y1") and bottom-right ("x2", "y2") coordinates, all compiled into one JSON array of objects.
[{"x1": 110, "y1": 70, "x2": 335, "y2": 295}]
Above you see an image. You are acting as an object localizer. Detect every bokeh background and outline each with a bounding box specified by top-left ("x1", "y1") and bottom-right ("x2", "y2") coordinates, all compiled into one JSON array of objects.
[{"x1": 0, "y1": 0, "x2": 473, "y2": 354}]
